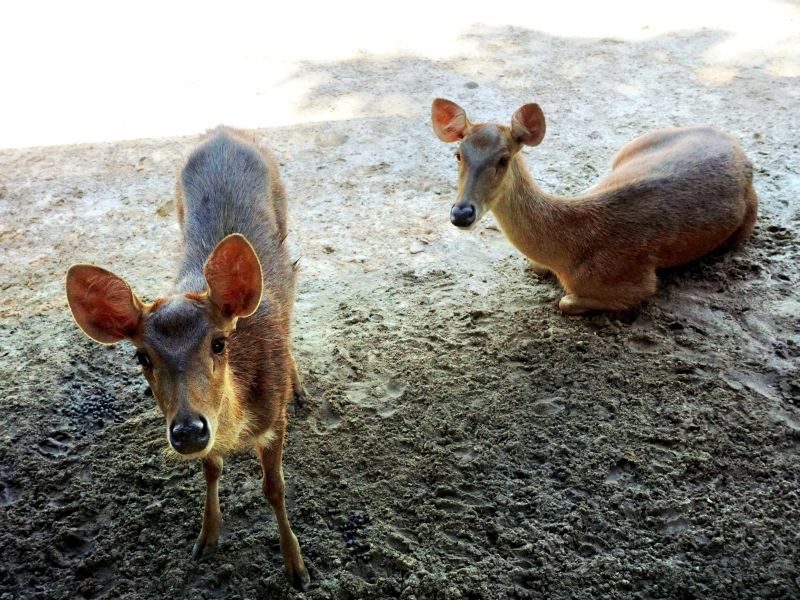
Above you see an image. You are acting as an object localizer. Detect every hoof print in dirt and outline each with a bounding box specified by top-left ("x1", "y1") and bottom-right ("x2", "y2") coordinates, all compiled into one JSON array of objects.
[
  {"x1": 0, "y1": 479, "x2": 22, "y2": 507},
  {"x1": 606, "y1": 458, "x2": 637, "y2": 485},
  {"x1": 36, "y1": 431, "x2": 75, "y2": 459}
]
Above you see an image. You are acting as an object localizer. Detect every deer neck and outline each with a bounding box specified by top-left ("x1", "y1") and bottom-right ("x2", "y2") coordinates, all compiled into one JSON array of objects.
[{"x1": 489, "y1": 155, "x2": 580, "y2": 268}]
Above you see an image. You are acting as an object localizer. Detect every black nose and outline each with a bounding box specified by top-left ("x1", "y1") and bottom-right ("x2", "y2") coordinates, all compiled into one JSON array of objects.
[
  {"x1": 450, "y1": 204, "x2": 476, "y2": 227},
  {"x1": 169, "y1": 414, "x2": 210, "y2": 454}
]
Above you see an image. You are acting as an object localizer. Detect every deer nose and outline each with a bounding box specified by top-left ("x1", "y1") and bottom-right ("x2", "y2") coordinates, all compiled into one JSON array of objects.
[
  {"x1": 169, "y1": 414, "x2": 210, "y2": 454},
  {"x1": 450, "y1": 204, "x2": 476, "y2": 227}
]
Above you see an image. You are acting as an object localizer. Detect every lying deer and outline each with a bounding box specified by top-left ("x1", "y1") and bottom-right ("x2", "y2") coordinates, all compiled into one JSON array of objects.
[
  {"x1": 66, "y1": 127, "x2": 310, "y2": 589},
  {"x1": 431, "y1": 99, "x2": 758, "y2": 314}
]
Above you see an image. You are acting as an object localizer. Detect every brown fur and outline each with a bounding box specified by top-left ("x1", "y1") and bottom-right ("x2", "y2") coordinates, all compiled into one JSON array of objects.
[{"x1": 432, "y1": 99, "x2": 758, "y2": 314}]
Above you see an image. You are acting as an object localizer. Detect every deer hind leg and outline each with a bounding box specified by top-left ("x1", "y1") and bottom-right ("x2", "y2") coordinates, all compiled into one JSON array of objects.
[
  {"x1": 257, "y1": 429, "x2": 309, "y2": 591},
  {"x1": 723, "y1": 184, "x2": 758, "y2": 249},
  {"x1": 559, "y1": 294, "x2": 622, "y2": 315},
  {"x1": 290, "y1": 354, "x2": 306, "y2": 407},
  {"x1": 526, "y1": 259, "x2": 551, "y2": 277},
  {"x1": 192, "y1": 455, "x2": 224, "y2": 559},
  {"x1": 559, "y1": 266, "x2": 657, "y2": 315}
]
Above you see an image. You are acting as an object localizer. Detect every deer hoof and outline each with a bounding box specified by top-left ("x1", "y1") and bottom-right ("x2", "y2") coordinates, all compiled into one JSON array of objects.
[
  {"x1": 526, "y1": 261, "x2": 551, "y2": 277},
  {"x1": 558, "y1": 294, "x2": 593, "y2": 315},
  {"x1": 292, "y1": 385, "x2": 307, "y2": 409},
  {"x1": 288, "y1": 566, "x2": 311, "y2": 591},
  {"x1": 191, "y1": 536, "x2": 218, "y2": 561}
]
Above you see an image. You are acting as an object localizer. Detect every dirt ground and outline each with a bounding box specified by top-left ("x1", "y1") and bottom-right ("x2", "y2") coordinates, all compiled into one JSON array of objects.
[{"x1": 1, "y1": 17, "x2": 800, "y2": 600}]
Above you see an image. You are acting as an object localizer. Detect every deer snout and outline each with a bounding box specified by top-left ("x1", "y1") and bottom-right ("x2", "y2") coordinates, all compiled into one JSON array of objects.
[
  {"x1": 450, "y1": 203, "x2": 476, "y2": 228},
  {"x1": 168, "y1": 413, "x2": 210, "y2": 455}
]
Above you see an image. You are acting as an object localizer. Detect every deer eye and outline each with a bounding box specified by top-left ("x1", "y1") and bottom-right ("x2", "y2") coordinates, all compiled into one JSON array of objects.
[
  {"x1": 497, "y1": 156, "x2": 510, "y2": 168},
  {"x1": 135, "y1": 351, "x2": 151, "y2": 369},
  {"x1": 211, "y1": 338, "x2": 226, "y2": 355}
]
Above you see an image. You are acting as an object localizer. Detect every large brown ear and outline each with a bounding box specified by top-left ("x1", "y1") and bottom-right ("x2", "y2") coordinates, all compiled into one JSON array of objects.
[
  {"x1": 511, "y1": 103, "x2": 546, "y2": 146},
  {"x1": 432, "y1": 98, "x2": 470, "y2": 142},
  {"x1": 204, "y1": 234, "x2": 263, "y2": 319},
  {"x1": 66, "y1": 265, "x2": 144, "y2": 344}
]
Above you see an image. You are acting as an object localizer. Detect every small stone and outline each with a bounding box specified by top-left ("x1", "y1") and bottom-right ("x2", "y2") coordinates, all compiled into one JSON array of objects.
[{"x1": 156, "y1": 200, "x2": 174, "y2": 217}]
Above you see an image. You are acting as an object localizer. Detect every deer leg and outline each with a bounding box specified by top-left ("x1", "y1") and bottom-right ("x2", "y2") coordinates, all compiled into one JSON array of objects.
[
  {"x1": 257, "y1": 431, "x2": 309, "y2": 591},
  {"x1": 290, "y1": 354, "x2": 306, "y2": 408},
  {"x1": 525, "y1": 259, "x2": 551, "y2": 277},
  {"x1": 558, "y1": 294, "x2": 624, "y2": 315},
  {"x1": 559, "y1": 268, "x2": 657, "y2": 315},
  {"x1": 192, "y1": 454, "x2": 223, "y2": 559},
  {"x1": 722, "y1": 184, "x2": 758, "y2": 249}
]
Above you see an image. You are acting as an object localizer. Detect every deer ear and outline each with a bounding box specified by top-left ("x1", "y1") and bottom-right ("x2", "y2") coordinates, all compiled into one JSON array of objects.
[
  {"x1": 432, "y1": 98, "x2": 470, "y2": 142},
  {"x1": 511, "y1": 103, "x2": 546, "y2": 146},
  {"x1": 66, "y1": 265, "x2": 144, "y2": 344},
  {"x1": 204, "y1": 234, "x2": 263, "y2": 319}
]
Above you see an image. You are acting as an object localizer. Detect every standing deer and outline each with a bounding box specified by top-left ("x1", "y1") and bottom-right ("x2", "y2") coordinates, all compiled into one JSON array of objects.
[
  {"x1": 431, "y1": 99, "x2": 758, "y2": 314},
  {"x1": 65, "y1": 127, "x2": 310, "y2": 589}
]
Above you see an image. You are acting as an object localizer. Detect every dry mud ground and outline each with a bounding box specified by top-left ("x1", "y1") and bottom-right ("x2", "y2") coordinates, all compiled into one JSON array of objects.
[{"x1": 1, "y1": 25, "x2": 800, "y2": 600}]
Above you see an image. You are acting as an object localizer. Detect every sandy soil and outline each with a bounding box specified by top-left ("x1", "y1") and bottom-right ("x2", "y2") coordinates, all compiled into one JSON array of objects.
[{"x1": 1, "y1": 22, "x2": 799, "y2": 600}]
